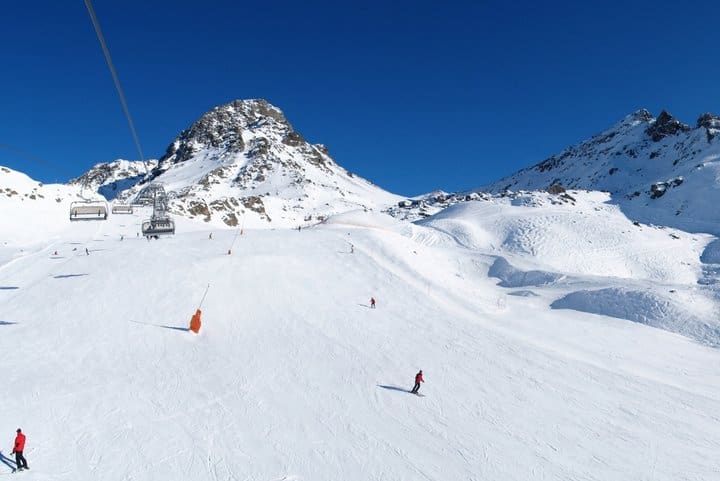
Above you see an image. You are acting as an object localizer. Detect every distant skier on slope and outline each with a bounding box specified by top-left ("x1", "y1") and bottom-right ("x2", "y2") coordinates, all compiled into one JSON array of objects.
[
  {"x1": 11, "y1": 429, "x2": 28, "y2": 472},
  {"x1": 411, "y1": 370, "x2": 424, "y2": 394},
  {"x1": 370, "y1": 297, "x2": 376, "y2": 309}
]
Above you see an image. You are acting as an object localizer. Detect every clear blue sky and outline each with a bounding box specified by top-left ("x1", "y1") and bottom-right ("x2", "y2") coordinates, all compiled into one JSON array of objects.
[{"x1": 1, "y1": 1, "x2": 718, "y2": 196}]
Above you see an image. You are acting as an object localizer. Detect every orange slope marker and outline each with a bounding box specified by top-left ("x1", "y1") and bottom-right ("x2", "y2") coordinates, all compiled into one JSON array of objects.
[{"x1": 189, "y1": 309, "x2": 202, "y2": 334}]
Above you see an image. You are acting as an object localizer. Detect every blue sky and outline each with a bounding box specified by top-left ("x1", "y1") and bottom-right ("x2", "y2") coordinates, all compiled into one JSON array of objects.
[{"x1": 1, "y1": 1, "x2": 718, "y2": 196}]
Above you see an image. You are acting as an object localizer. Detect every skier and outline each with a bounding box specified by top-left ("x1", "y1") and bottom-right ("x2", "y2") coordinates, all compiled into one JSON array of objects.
[
  {"x1": 411, "y1": 370, "x2": 424, "y2": 394},
  {"x1": 11, "y1": 429, "x2": 28, "y2": 472},
  {"x1": 370, "y1": 297, "x2": 376, "y2": 309},
  {"x1": 208, "y1": 232, "x2": 213, "y2": 240},
  {"x1": 85, "y1": 247, "x2": 89, "y2": 256}
]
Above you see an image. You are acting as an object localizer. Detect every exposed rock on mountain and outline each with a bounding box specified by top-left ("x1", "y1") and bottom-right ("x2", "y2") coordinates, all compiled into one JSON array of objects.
[{"x1": 646, "y1": 110, "x2": 691, "y2": 142}]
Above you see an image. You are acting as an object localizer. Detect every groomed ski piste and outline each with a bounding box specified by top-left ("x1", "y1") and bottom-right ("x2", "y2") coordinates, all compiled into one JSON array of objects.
[{"x1": 1, "y1": 189, "x2": 720, "y2": 480}]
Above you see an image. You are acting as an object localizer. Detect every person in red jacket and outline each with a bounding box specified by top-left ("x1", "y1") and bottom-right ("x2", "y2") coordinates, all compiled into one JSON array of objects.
[
  {"x1": 411, "y1": 370, "x2": 424, "y2": 394},
  {"x1": 12, "y1": 429, "x2": 28, "y2": 471},
  {"x1": 370, "y1": 297, "x2": 376, "y2": 309}
]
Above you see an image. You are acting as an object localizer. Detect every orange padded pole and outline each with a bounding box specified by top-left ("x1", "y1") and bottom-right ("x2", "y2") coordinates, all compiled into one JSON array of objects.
[{"x1": 189, "y1": 309, "x2": 202, "y2": 334}]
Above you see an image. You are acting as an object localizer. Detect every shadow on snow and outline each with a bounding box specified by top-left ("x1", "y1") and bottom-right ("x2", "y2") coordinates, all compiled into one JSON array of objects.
[
  {"x1": 129, "y1": 320, "x2": 189, "y2": 332},
  {"x1": 377, "y1": 384, "x2": 412, "y2": 393},
  {"x1": 0, "y1": 450, "x2": 16, "y2": 472}
]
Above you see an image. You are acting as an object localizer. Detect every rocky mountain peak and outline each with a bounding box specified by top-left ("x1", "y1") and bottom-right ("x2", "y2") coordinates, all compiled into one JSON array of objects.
[
  {"x1": 697, "y1": 112, "x2": 720, "y2": 129},
  {"x1": 158, "y1": 99, "x2": 293, "y2": 166},
  {"x1": 102, "y1": 98, "x2": 400, "y2": 227},
  {"x1": 646, "y1": 110, "x2": 691, "y2": 142},
  {"x1": 626, "y1": 108, "x2": 654, "y2": 124}
]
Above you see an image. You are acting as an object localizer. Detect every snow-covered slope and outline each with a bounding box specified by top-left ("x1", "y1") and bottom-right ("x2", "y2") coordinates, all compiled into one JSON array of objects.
[
  {"x1": 417, "y1": 189, "x2": 720, "y2": 347},
  {"x1": 484, "y1": 110, "x2": 720, "y2": 234},
  {"x1": 115, "y1": 99, "x2": 401, "y2": 228},
  {"x1": 1, "y1": 194, "x2": 720, "y2": 480},
  {"x1": 0, "y1": 166, "x2": 100, "y2": 249}
]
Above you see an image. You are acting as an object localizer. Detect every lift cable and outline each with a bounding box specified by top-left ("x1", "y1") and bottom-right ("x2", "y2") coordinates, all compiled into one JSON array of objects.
[{"x1": 84, "y1": 0, "x2": 145, "y2": 162}]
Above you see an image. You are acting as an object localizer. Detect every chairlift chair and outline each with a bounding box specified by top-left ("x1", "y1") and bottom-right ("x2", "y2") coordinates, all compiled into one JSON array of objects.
[
  {"x1": 111, "y1": 204, "x2": 133, "y2": 214},
  {"x1": 69, "y1": 201, "x2": 108, "y2": 221},
  {"x1": 141, "y1": 217, "x2": 175, "y2": 237},
  {"x1": 139, "y1": 183, "x2": 175, "y2": 237}
]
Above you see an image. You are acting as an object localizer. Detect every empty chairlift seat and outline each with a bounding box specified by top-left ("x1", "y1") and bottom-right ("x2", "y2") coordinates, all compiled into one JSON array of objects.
[
  {"x1": 142, "y1": 217, "x2": 175, "y2": 237},
  {"x1": 69, "y1": 201, "x2": 108, "y2": 221},
  {"x1": 111, "y1": 204, "x2": 133, "y2": 214}
]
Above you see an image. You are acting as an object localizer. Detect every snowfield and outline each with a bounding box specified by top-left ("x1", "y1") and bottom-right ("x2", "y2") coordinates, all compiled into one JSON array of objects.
[{"x1": 1, "y1": 190, "x2": 720, "y2": 480}]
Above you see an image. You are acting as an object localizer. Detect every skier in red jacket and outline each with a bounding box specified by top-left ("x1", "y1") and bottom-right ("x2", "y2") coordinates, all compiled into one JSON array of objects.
[
  {"x1": 411, "y1": 370, "x2": 424, "y2": 394},
  {"x1": 370, "y1": 297, "x2": 376, "y2": 309},
  {"x1": 12, "y1": 429, "x2": 28, "y2": 471}
]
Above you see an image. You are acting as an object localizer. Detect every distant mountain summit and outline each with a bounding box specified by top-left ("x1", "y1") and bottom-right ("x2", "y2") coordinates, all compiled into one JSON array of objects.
[
  {"x1": 69, "y1": 159, "x2": 157, "y2": 200},
  {"x1": 482, "y1": 109, "x2": 720, "y2": 233},
  {"x1": 119, "y1": 99, "x2": 400, "y2": 227}
]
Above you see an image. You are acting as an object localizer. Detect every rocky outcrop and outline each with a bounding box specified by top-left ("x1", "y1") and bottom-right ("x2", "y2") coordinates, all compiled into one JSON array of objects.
[
  {"x1": 646, "y1": 110, "x2": 691, "y2": 142},
  {"x1": 697, "y1": 113, "x2": 720, "y2": 129},
  {"x1": 697, "y1": 113, "x2": 720, "y2": 143}
]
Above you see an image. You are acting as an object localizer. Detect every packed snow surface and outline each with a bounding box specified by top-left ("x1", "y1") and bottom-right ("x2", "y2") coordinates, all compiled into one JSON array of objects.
[{"x1": 1, "y1": 192, "x2": 720, "y2": 480}]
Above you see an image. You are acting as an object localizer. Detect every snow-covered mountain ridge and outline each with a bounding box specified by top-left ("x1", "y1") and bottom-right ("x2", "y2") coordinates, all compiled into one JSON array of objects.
[
  {"x1": 57, "y1": 104, "x2": 720, "y2": 235},
  {"x1": 479, "y1": 109, "x2": 720, "y2": 234}
]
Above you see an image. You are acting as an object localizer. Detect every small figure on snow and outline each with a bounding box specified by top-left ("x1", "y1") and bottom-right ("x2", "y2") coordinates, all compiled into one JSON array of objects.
[
  {"x1": 85, "y1": 248, "x2": 89, "y2": 256},
  {"x1": 209, "y1": 232, "x2": 213, "y2": 240},
  {"x1": 370, "y1": 297, "x2": 376, "y2": 309},
  {"x1": 12, "y1": 429, "x2": 28, "y2": 471},
  {"x1": 120, "y1": 235, "x2": 124, "y2": 241},
  {"x1": 350, "y1": 243, "x2": 354, "y2": 254},
  {"x1": 411, "y1": 370, "x2": 424, "y2": 394}
]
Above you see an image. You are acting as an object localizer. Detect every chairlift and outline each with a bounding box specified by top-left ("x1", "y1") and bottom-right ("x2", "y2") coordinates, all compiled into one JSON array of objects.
[
  {"x1": 69, "y1": 200, "x2": 108, "y2": 221},
  {"x1": 142, "y1": 217, "x2": 175, "y2": 237},
  {"x1": 111, "y1": 204, "x2": 133, "y2": 214},
  {"x1": 139, "y1": 183, "x2": 175, "y2": 237}
]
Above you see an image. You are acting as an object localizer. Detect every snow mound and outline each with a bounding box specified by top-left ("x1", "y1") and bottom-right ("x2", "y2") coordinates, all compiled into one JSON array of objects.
[
  {"x1": 552, "y1": 287, "x2": 720, "y2": 347},
  {"x1": 419, "y1": 192, "x2": 708, "y2": 283},
  {"x1": 488, "y1": 257, "x2": 563, "y2": 288},
  {"x1": 700, "y1": 238, "x2": 720, "y2": 264}
]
